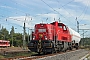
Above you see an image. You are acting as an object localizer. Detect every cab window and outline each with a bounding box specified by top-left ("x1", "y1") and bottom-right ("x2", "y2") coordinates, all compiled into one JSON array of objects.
[{"x1": 38, "y1": 29, "x2": 46, "y2": 32}]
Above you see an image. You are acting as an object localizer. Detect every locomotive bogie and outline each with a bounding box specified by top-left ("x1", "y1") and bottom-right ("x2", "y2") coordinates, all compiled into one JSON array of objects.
[{"x1": 28, "y1": 40, "x2": 54, "y2": 53}]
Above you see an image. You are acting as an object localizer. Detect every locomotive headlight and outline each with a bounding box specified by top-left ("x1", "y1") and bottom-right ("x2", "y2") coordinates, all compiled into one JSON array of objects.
[
  {"x1": 45, "y1": 36, "x2": 47, "y2": 40},
  {"x1": 39, "y1": 34, "x2": 43, "y2": 38},
  {"x1": 45, "y1": 38, "x2": 47, "y2": 40},
  {"x1": 33, "y1": 36, "x2": 35, "y2": 40}
]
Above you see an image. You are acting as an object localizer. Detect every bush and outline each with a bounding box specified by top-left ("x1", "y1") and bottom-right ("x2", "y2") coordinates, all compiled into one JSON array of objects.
[{"x1": 0, "y1": 55, "x2": 4, "y2": 59}]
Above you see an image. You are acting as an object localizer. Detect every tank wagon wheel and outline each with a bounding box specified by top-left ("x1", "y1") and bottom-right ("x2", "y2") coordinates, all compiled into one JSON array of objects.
[
  {"x1": 69, "y1": 47, "x2": 72, "y2": 50},
  {"x1": 68, "y1": 45, "x2": 73, "y2": 50},
  {"x1": 76, "y1": 46, "x2": 79, "y2": 50}
]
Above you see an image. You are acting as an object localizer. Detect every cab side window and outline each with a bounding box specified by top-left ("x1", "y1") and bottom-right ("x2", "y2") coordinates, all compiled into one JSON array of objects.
[{"x1": 63, "y1": 26, "x2": 67, "y2": 30}]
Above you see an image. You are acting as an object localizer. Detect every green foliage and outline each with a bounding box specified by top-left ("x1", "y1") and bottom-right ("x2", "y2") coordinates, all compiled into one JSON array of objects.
[
  {"x1": 0, "y1": 26, "x2": 29, "y2": 47},
  {"x1": 0, "y1": 27, "x2": 9, "y2": 40},
  {"x1": 80, "y1": 38, "x2": 90, "y2": 46},
  {"x1": 0, "y1": 55, "x2": 4, "y2": 59},
  {"x1": 10, "y1": 26, "x2": 14, "y2": 35},
  {"x1": 0, "y1": 51, "x2": 36, "y2": 59}
]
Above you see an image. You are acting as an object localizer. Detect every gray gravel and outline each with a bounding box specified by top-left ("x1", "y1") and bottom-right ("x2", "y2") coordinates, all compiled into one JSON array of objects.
[{"x1": 36, "y1": 49, "x2": 89, "y2": 60}]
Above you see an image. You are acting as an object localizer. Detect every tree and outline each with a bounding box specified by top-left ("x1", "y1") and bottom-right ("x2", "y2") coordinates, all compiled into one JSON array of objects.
[
  {"x1": 10, "y1": 26, "x2": 15, "y2": 36},
  {"x1": 0, "y1": 27, "x2": 9, "y2": 40},
  {"x1": 14, "y1": 33, "x2": 23, "y2": 46},
  {"x1": 0, "y1": 25, "x2": 29, "y2": 47},
  {"x1": 10, "y1": 26, "x2": 15, "y2": 46}
]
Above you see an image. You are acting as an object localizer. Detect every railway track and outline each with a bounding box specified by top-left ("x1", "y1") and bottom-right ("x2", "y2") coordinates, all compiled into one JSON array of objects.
[{"x1": 0, "y1": 49, "x2": 89, "y2": 60}]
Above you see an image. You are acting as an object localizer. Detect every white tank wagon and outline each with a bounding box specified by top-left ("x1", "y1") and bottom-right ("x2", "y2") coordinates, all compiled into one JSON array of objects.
[{"x1": 68, "y1": 27, "x2": 81, "y2": 49}]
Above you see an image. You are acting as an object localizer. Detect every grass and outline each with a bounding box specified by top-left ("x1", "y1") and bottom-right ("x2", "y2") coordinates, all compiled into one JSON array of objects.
[
  {"x1": 86, "y1": 54, "x2": 90, "y2": 58},
  {"x1": 0, "y1": 51, "x2": 37, "y2": 59},
  {"x1": 0, "y1": 55, "x2": 4, "y2": 59}
]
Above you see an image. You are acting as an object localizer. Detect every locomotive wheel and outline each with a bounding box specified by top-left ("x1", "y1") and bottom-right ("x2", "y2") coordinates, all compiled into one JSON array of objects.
[
  {"x1": 54, "y1": 48, "x2": 57, "y2": 53},
  {"x1": 43, "y1": 52, "x2": 46, "y2": 54},
  {"x1": 69, "y1": 46, "x2": 72, "y2": 50},
  {"x1": 51, "y1": 48, "x2": 54, "y2": 54},
  {"x1": 76, "y1": 46, "x2": 78, "y2": 50},
  {"x1": 38, "y1": 52, "x2": 41, "y2": 54}
]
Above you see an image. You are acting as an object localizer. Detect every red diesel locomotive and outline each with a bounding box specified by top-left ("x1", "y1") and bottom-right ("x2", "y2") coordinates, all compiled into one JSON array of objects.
[{"x1": 28, "y1": 21, "x2": 81, "y2": 54}]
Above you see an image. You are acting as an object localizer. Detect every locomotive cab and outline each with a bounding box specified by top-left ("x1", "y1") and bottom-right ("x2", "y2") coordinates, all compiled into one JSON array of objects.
[
  {"x1": 33, "y1": 23, "x2": 53, "y2": 40},
  {"x1": 28, "y1": 23, "x2": 54, "y2": 53}
]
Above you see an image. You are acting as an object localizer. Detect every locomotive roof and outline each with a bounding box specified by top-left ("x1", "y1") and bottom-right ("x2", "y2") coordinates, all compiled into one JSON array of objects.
[
  {"x1": 35, "y1": 21, "x2": 66, "y2": 26},
  {"x1": 50, "y1": 21, "x2": 66, "y2": 26}
]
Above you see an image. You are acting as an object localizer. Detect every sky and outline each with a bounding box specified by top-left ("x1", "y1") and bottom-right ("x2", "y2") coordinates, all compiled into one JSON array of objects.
[{"x1": 0, "y1": 0, "x2": 90, "y2": 37}]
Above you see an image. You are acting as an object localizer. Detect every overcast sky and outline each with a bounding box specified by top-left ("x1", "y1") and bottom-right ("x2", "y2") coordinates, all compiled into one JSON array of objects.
[{"x1": 0, "y1": 0, "x2": 90, "y2": 37}]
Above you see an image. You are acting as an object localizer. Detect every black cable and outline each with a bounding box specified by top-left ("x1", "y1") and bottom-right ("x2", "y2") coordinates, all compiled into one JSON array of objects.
[
  {"x1": 41, "y1": 0, "x2": 76, "y2": 26},
  {"x1": 57, "y1": 0, "x2": 77, "y2": 27},
  {"x1": 58, "y1": 0, "x2": 75, "y2": 17},
  {"x1": 77, "y1": 6, "x2": 87, "y2": 19},
  {"x1": 10, "y1": 0, "x2": 33, "y2": 15},
  {"x1": 80, "y1": 4, "x2": 88, "y2": 21},
  {"x1": 77, "y1": 0, "x2": 89, "y2": 28},
  {"x1": 57, "y1": 0, "x2": 75, "y2": 9},
  {"x1": 0, "y1": 0, "x2": 30, "y2": 19},
  {"x1": 41, "y1": 0, "x2": 68, "y2": 20}
]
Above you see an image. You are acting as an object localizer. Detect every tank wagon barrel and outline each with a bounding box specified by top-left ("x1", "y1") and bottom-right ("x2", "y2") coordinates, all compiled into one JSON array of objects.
[
  {"x1": 28, "y1": 21, "x2": 81, "y2": 54},
  {"x1": 68, "y1": 27, "x2": 81, "y2": 49}
]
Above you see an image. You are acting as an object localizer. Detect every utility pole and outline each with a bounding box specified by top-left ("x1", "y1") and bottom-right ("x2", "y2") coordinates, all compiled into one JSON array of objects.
[
  {"x1": 58, "y1": 18, "x2": 61, "y2": 23},
  {"x1": 23, "y1": 22, "x2": 26, "y2": 49},
  {"x1": 23, "y1": 14, "x2": 28, "y2": 49},
  {"x1": 30, "y1": 29, "x2": 33, "y2": 41},
  {"x1": 76, "y1": 17, "x2": 79, "y2": 33},
  {"x1": 0, "y1": 24, "x2": 1, "y2": 30},
  {"x1": 82, "y1": 30, "x2": 84, "y2": 38},
  {"x1": 80, "y1": 29, "x2": 90, "y2": 37},
  {"x1": 12, "y1": 30, "x2": 13, "y2": 47},
  {"x1": 11, "y1": 26, "x2": 14, "y2": 47},
  {"x1": 28, "y1": 28, "x2": 29, "y2": 43}
]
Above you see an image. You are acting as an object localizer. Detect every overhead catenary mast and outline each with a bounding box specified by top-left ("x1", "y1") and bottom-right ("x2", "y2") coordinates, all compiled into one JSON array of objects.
[
  {"x1": 76, "y1": 17, "x2": 79, "y2": 33},
  {"x1": 0, "y1": 24, "x2": 1, "y2": 30},
  {"x1": 58, "y1": 18, "x2": 61, "y2": 23},
  {"x1": 23, "y1": 15, "x2": 27, "y2": 50}
]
